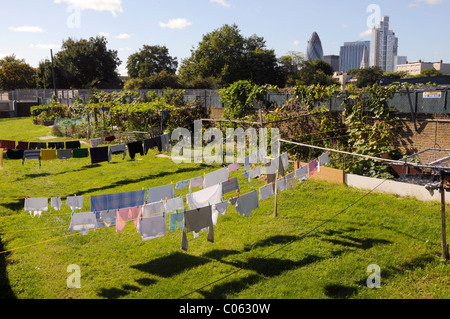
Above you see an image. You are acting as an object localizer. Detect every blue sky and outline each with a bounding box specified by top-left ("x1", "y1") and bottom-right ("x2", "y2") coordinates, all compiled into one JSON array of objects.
[{"x1": 1, "y1": 0, "x2": 449, "y2": 76}]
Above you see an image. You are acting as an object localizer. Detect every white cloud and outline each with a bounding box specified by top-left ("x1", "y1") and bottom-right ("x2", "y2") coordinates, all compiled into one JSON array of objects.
[
  {"x1": 8, "y1": 25, "x2": 43, "y2": 33},
  {"x1": 98, "y1": 32, "x2": 110, "y2": 37},
  {"x1": 54, "y1": 0, "x2": 123, "y2": 15},
  {"x1": 30, "y1": 44, "x2": 60, "y2": 50},
  {"x1": 359, "y1": 28, "x2": 373, "y2": 38},
  {"x1": 211, "y1": 0, "x2": 231, "y2": 7},
  {"x1": 292, "y1": 40, "x2": 301, "y2": 46},
  {"x1": 115, "y1": 33, "x2": 132, "y2": 39},
  {"x1": 415, "y1": 0, "x2": 445, "y2": 4},
  {"x1": 159, "y1": 18, "x2": 193, "y2": 30}
]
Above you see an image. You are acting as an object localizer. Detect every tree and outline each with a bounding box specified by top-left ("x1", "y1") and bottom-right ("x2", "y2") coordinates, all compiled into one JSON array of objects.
[
  {"x1": 35, "y1": 59, "x2": 54, "y2": 89},
  {"x1": 296, "y1": 59, "x2": 337, "y2": 86},
  {"x1": 277, "y1": 51, "x2": 305, "y2": 87},
  {"x1": 0, "y1": 55, "x2": 36, "y2": 90},
  {"x1": 54, "y1": 36, "x2": 122, "y2": 89},
  {"x1": 127, "y1": 45, "x2": 178, "y2": 79},
  {"x1": 349, "y1": 66, "x2": 384, "y2": 88},
  {"x1": 179, "y1": 24, "x2": 278, "y2": 87},
  {"x1": 124, "y1": 70, "x2": 180, "y2": 89}
]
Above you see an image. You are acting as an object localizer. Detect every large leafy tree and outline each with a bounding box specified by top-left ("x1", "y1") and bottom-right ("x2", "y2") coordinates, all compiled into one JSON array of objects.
[
  {"x1": 54, "y1": 36, "x2": 122, "y2": 89},
  {"x1": 127, "y1": 45, "x2": 178, "y2": 79},
  {"x1": 179, "y1": 24, "x2": 278, "y2": 87},
  {"x1": 0, "y1": 55, "x2": 36, "y2": 90},
  {"x1": 296, "y1": 59, "x2": 337, "y2": 86}
]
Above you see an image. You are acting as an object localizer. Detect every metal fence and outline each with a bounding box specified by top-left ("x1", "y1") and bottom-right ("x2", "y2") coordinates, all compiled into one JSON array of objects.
[{"x1": 2, "y1": 88, "x2": 450, "y2": 115}]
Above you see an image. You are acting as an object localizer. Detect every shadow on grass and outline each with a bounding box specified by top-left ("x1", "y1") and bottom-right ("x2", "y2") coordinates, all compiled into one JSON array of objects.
[
  {"x1": 324, "y1": 283, "x2": 359, "y2": 299},
  {"x1": 0, "y1": 237, "x2": 15, "y2": 299},
  {"x1": 98, "y1": 284, "x2": 142, "y2": 299}
]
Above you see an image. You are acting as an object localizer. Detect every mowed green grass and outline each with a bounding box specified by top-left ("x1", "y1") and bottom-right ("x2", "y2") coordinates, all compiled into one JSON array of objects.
[{"x1": 0, "y1": 117, "x2": 450, "y2": 299}]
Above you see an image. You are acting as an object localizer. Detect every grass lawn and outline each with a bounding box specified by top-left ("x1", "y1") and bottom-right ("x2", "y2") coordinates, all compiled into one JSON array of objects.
[{"x1": 1, "y1": 117, "x2": 450, "y2": 299}]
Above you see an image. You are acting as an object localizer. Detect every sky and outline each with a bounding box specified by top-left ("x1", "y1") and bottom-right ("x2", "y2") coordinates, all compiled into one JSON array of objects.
[{"x1": 1, "y1": 0, "x2": 449, "y2": 76}]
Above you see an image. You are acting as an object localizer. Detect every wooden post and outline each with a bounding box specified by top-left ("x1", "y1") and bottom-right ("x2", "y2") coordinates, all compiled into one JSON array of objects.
[
  {"x1": 441, "y1": 171, "x2": 449, "y2": 260},
  {"x1": 0, "y1": 148, "x2": 3, "y2": 169},
  {"x1": 273, "y1": 139, "x2": 281, "y2": 218}
]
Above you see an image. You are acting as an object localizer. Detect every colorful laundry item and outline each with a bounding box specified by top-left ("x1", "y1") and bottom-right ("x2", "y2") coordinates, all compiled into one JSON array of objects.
[
  {"x1": 22, "y1": 150, "x2": 41, "y2": 168},
  {"x1": 95, "y1": 210, "x2": 117, "y2": 228},
  {"x1": 0, "y1": 140, "x2": 16, "y2": 150},
  {"x1": 109, "y1": 144, "x2": 127, "y2": 160},
  {"x1": 169, "y1": 212, "x2": 184, "y2": 231},
  {"x1": 91, "y1": 189, "x2": 146, "y2": 212},
  {"x1": 41, "y1": 149, "x2": 57, "y2": 161},
  {"x1": 181, "y1": 206, "x2": 214, "y2": 252},
  {"x1": 204, "y1": 167, "x2": 229, "y2": 188},
  {"x1": 141, "y1": 201, "x2": 165, "y2": 218},
  {"x1": 69, "y1": 212, "x2": 98, "y2": 235},
  {"x1": 281, "y1": 152, "x2": 289, "y2": 170},
  {"x1": 24, "y1": 197, "x2": 48, "y2": 218},
  {"x1": 91, "y1": 138, "x2": 103, "y2": 148},
  {"x1": 65, "y1": 141, "x2": 81, "y2": 149},
  {"x1": 248, "y1": 166, "x2": 262, "y2": 180},
  {"x1": 295, "y1": 165, "x2": 308, "y2": 182},
  {"x1": 285, "y1": 172, "x2": 296, "y2": 190},
  {"x1": 16, "y1": 141, "x2": 29, "y2": 150},
  {"x1": 90, "y1": 146, "x2": 111, "y2": 165},
  {"x1": 57, "y1": 149, "x2": 73, "y2": 160},
  {"x1": 127, "y1": 141, "x2": 144, "y2": 160},
  {"x1": 164, "y1": 196, "x2": 184, "y2": 212},
  {"x1": 175, "y1": 179, "x2": 189, "y2": 190},
  {"x1": 308, "y1": 159, "x2": 319, "y2": 177},
  {"x1": 147, "y1": 184, "x2": 175, "y2": 204},
  {"x1": 6, "y1": 149, "x2": 24, "y2": 160},
  {"x1": 189, "y1": 176, "x2": 204, "y2": 191},
  {"x1": 72, "y1": 148, "x2": 89, "y2": 158},
  {"x1": 116, "y1": 206, "x2": 142, "y2": 233},
  {"x1": 276, "y1": 177, "x2": 286, "y2": 192},
  {"x1": 186, "y1": 184, "x2": 222, "y2": 225},
  {"x1": 66, "y1": 196, "x2": 84, "y2": 211},
  {"x1": 259, "y1": 183, "x2": 274, "y2": 201},
  {"x1": 227, "y1": 162, "x2": 240, "y2": 173},
  {"x1": 236, "y1": 190, "x2": 259, "y2": 217},
  {"x1": 51, "y1": 197, "x2": 62, "y2": 211},
  {"x1": 222, "y1": 177, "x2": 240, "y2": 195},
  {"x1": 214, "y1": 201, "x2": 229, "y2": 216},
  {"x1": 137, "y1": 213, "x2": 167, "y2": 241},
  {"x1": 104, "y1": 135, "x2": 116, "y2": 142},
  {"x1": 319, "y1": 152, "x2": 330, "y2": 166}
]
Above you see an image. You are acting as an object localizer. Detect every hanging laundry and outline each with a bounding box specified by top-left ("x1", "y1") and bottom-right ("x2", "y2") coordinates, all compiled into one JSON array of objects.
[
  {"x1": 319, "y1": 152, "x2": 330, "y2": 166},
  {"x1": 169, "y1": 211, "x2": 184, "y2": 231},
  {"x1": 281, "y1": 153, "x2": 289, "y2": 170},
  {"x1": 51, "y1": 197, "x2": 62, "y2": 211},
  {"x1": 236, "y1": 190, "x2": 259, "y2": 217},
  {"x1": 259, "y1": 183, "x2": 274, "y2": 201},
  {"x1": 214, "y1": 201, "x2": 229, "y2": 216},
  {"x1": 6, "y1": 149, "x2": 24, "y2": 160},
  {"x1": 66, "y1": 196, "x2": 84, "y2": 211},
  {"x1": 22, "y1": 150, "x2": 41, "y2": 168},
  {"x1": 37, "y1": 143, "x2": 47, "y2": 150},
  {"x1": 24, "y1": 197, "x2": 48, "y2": 218},
  {"x1": 128, "y1": 141, "x2": 144, "y2": 160},
  {"x1": 276, "y1": 177, "x2": 286, "y2": 192},
  {"x1": 227, "y1": 162, "x2": 240, "y2": 173},
  {"x1": 0, "y1": 140, "x2": 16, "y2": 150},
  {"x1": 181, "y1": 206, "x2": 214, "y2": 252},
  {"x1": 295, "y1": 165, "x2": 308, "y2": 182},
  {"x1": 57, "y1": 149, "x2": 73, "y2": 160},
  {"x1": 142, "y1": 201, "x2": 165, "y2": 217},
  {"x1": 147, "y1": 184, "x2": 175, "y2": 204},
  {"x1": 47, "y1": 142, "x2": 64, "y2": 150},
  {"x1": 161, "y1": 134, "x2": 170, "y2": 152},
  {"x1": 90, "y1": 138, "x2": 103, "y2": 148},
  {"x1": 258, "y1": 148, "x2": 268, "y2": 162},
  {"x1": 137, "y1": 212, "x2": 167, "y2": 241},
  {"x1": 95, "y1": 210, "x2": 117, "y2": 229},
  {"x1": 228, "y1": 196, "x2": 238, "y2": 206},
  {"x1": 104, "y1": 135, "x2": 116, "y2": 142},
  {"x1": 109, "y1": 144, "x2": 127, "y2": 160},
  {"x1": 90, "y1": 146, "x2": 111, "y2": 165},
  {"x1": 248, "y1": 166, "x2": 262, "y2": 180},
  {"x1": 308, "y1": 159, "x2": 319, "y2": 177},
  {"x1": 16, "y1": 141, "x2": 29, "y2": 150},
  {"x1": 41, "y1": 149, "x2": 57, "y2": 161},
  {"x1": 47, "y1": 142, "x2": 57, "y2": 150},
  {"x1": 72, "y1": 148, "x2": 89, "y2": 159},
  {"x1": 204, "y1": 167, "x2": 229, "y2": 188},
  {"x1": 65, "y1": 141, "x2": 81, "y2": 149},
  {"x1": 285, "y1": 172, "x2": 296, "y2": 190},
  {"x1": 189, "y1": 176, "x2": 204, "y2": 191},
  {"x1": 222, "y1": 177, "x2": 240, "y2": 195},
  {"x1": 90, "y1": 189, "x2": 146, "y2": 212},
  {"x1": 164, "y1": 196, "x2": 184, "y2": 213},
  {"x1": 69, "y1": 212, "x2": 98, "y2": 235},
  {"x1": 175, "y1": 179, "x2": 189, "y2": 190},
  {"x1": 186, "y1": 184, "x2": 222, "y2": 225},
  {"x1": 116, "y1": 206, "x2": 143, "y2": 233}
]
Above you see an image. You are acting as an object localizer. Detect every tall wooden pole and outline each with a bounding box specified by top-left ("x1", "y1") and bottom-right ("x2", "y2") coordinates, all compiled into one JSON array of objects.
[
  {"x1": 441, "y1": 171, "x2": 448, "y2": 260},
  {"x1": 50, "y1": 49, "x2": 57, "y2": 98},
  {"x1": 274, "y1": 139, "x2": 281, "y2": 218}
]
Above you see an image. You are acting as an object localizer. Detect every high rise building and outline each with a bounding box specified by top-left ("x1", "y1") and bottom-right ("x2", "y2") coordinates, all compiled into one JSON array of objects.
[
  {"x1": 324, "y1": 55, "x2": 340, "y2": 72},
  {"x1": 370, "y1": 16, "x2": 398, "y2": 72},
  {"x1": 306, "y1": 32, "x2": 324, "y2": 61},
  {"x1": 339, "y1": 41, "x2": 370, "y2": 73}
]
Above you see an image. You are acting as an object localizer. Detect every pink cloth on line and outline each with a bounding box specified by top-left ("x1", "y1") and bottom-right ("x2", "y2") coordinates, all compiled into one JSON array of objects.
[
  {"x1": 116, "y1": 206, "x2": 142, "y2": 233},
  {"x1": 227, "y1": 163, "x2": 240, "y2": 173},
  {"x1": 308, "y1": 159, "x2": 319, "y2": 177}
]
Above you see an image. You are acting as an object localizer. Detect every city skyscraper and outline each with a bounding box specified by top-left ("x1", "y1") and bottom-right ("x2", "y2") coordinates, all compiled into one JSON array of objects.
[
  {"x1": 339, "y1": 41, "x2": 370, "y2": 73},
  {"x1": 370, "y1": 16, "x2": 398, "y2": 72},
  {"x1": 306, "y1": 32, "x2": 324, "y2": 61}
]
